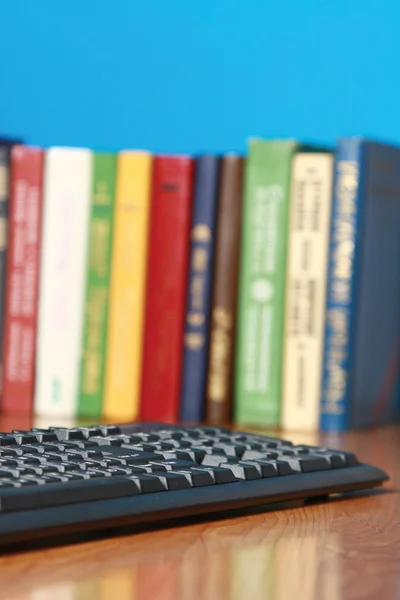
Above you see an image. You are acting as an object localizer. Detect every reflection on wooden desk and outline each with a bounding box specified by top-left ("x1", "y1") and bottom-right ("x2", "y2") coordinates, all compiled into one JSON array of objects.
[{"x1": 0, "y1": 424, "x2": 398, "y2": 600}]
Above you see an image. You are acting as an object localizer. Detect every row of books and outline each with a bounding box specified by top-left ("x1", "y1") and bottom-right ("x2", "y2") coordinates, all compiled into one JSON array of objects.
[{"x1": 0, "y1": 137, "x2": 399, "y2": 432}]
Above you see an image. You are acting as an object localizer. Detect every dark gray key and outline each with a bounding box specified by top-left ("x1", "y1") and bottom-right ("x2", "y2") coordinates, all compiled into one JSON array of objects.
[
  {"x1": 161, "y1": 448, "x2": 205, "y2": 463},
  {"x1": 286, "y1": 455, "x2": 331, "y2": 473},
  {"x1": 90, "y1": 437, "x2": 123, "y2": 447},
  {"x1": 96, "y1": 446, "x2": 164, "y2": 464},
  {"x1": 324, "y1": 449, "x2": 359, "y2": 467},
  {"x1": 0, "y1": 467, "x2": 36, "y2": 477},
  {"x1": 12, "y1": 434, "x2": 38, "y2": 445},
  {"x1": 0, "y1": 477, "x2": 141, "y2": 512},
  {"x1": 67, "y1": 449, "x2": 105, "y2": 460},
  {"x1": 0, "y1": 481, "x2": 15, "y2": 488},
  {"x1": 78, "y1": 427, "x2": 103, "y2": 439},
  {"x1": 226, "y1": 462, "x2": 262, "y2": 480},
  {"x1": 150, "y1": 471, "x2": 192, "y2": 491},
  {"x1": 150, "y1": 459, "x2": 198, "y2": 472},
  {"x1": 0, "y1": 459, "x2": 18, "y2": 466},
  {"x1": 99, "y1": 453, "x2": 150, "y2": 466},
  {"x1": 17, "y1": 445, "x2": 42, "y2": 455},
  {"x1": 16, "y1": 457, "x2": 41, "y2": 465},
  {"x1": 157, "y1": 430, "x2": 185, "y2": 441},
  {"x1": 241, "y1": 449, "x2": 279, "y2": 461},
  {"x1": 0, "y1": 448, "x2": 19, "y2": 457},
  {"x1": 266, "y1": 460, "x2": 296, "y2": 476},
  {"x1": 83, "y1": 470, "x2": 108, "y2": 479},
  {"x1": 99, "y1": 425, "x2": 122, "y2": 436},
  {"x1": 201, "y1": 454, "x2": 232, "y2": 467},
  {"x1": 50, "y1": 428, "x2": 86, "y2": 441},
  {"x1": 30, "y1": 431, "x2": 58, "y2": 443},
  {"x1": 51, "y1": 462, "x2": 82, "y2": 473},
  {"x1": 58, "y1": 473, "x2": 87, "y2": 481},
  {"x1": 177, "y1": 469, "x2": 215, "y2": 487},
  {"x1": 29, "y1": 465, "x2": 61, "y2": 475},
  {"x1": 13, "y1": 477, "x2": 38, "y2": 486},
  {"x1": 129, "y1": 474, "x2": 166, "y2": 493},
  {"x1": 39, "y1": 444, "x2": 60, "y2": 453},
  {"x1": 107, "y1": 467, "x2": 136, "y2": 476},
  {"x1": 213, "y1": 444, "x2": 246, "y2": 458},
  {"x1": 196, "y1": 466, "x2": 239, "y2": 484},
  {"x1": 0, "y1": 435, "x2": 18, "y2": 447}
]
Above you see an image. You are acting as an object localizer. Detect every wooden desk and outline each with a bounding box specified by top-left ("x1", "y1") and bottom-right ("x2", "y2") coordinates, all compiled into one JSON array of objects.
[{"x1": 0, "y1": 421, "x2": 398, "y2": 600}]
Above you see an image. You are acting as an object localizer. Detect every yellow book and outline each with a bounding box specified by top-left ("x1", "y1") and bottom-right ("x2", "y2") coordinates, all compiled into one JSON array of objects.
[{"x1": 103, "y1": 151, "x2": 152, "y2": 420}]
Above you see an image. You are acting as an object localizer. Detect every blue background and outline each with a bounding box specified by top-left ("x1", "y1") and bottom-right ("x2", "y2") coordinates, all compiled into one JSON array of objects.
[{"x1": 0, "y1": 0, "x2": 397, "y2": 154}]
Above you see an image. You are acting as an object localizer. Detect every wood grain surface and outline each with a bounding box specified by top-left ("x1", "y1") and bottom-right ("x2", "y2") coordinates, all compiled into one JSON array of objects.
[{"x1": 0, "y1": 418, "x2": 398, "y2": 600}]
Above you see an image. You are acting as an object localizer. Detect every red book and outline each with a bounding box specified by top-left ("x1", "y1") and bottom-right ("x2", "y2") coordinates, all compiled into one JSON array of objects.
[
  {"x1": 2, "y1": 146, "x2": 44, "y2": 415},
  {"x1": 140, "y1": 156, "x2": 194, "y2": 422}
]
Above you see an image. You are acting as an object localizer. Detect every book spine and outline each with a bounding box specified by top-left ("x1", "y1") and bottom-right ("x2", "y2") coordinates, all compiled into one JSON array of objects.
[
  {"x1": 281, "y1": 153, "x2": 334, "y2": 431},
  {"x1": 78, "y1": 153, "x2": 117, "y2": 418},
  {"x1": 206, "y1": 155, "x2": 244, "y2": 424},
  {"x1": 234, "y1": 140, "x2": 296, "y2": 426},
  {"x1": 103, "y1": 151, "x2": 152, "y2": 421},
  {"x1": 180, "y1": 155, "x2": 220, "y2": 423},
  {"x1": 35, "y1": 148, "x2": 93, "y2": 417},
  {"x1": 2, "y1": 146, "x2": 44, "y2": 415},
  {"x1": 0, "y1": 144, "x2": 12, "y2": 394},
  {"x1": 320, "y1": 138, "x2": 365, "y2": 431},
  {"x1": 140, "y1": 156, "x2": 194, "y2": 423}
]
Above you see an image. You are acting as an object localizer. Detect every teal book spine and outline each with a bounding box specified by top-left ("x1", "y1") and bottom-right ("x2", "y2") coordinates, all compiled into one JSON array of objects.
[{"x1": 234, "y1": 139, "x2": 297, "y2": 426}]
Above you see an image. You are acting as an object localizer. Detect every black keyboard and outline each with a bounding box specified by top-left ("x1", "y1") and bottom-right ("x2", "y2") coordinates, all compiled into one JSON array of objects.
[{"x1": 0, "y1": 422, "x2": 388, "y2": 547}]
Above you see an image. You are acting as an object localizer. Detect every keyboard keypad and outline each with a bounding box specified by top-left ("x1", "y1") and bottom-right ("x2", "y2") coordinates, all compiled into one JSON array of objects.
[{"x1": 0, "y1": 424, "x2": 362, "y2": 514}]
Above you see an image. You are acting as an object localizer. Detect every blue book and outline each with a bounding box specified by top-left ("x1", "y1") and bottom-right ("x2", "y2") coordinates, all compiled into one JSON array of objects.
[
  {"x1": 180, "y1": 155, "x2": 220, "y2": 422},
  {"x1": 320, "y1": 138, "x2": 400, "y2": 431}
]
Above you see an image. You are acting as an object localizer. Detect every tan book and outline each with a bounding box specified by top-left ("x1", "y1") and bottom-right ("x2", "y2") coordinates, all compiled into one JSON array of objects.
[{"x1": 282, "y1": 152, "x2": 333, "y2": 431}]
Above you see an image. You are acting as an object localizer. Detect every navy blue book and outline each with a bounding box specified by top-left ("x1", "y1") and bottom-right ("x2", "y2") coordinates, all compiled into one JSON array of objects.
[
  {"x1": 320, "y1": 137, "x2": 400, "y2": 431},
  {"x1": 0, "y1": 138, "x2": 21, "y2": 395},
  {"x1": 180, "y1": 155, "x2": 220, "y2": 422}
]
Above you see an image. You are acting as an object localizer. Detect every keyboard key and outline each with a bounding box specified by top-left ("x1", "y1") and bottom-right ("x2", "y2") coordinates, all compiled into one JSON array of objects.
[
  {"x1": 201, "y1": 454, "x2": 231, "y2": 467},
  {"x1": 177, "y1": 469, "x2": 215, "y2": 487},
  {"x1": 286, "y1": 455, "x2": 331, "y2": 473},
  {"x1": 196, "y1": 466, "x2": 239, "y2": 484},
  {"x1": 30, "y1": 431, "x2": 58, "y2": 443},
  {"x1": 0, "y1": 467, "x2": 36, "y2": 477},
  {"x1": 226, "y1": 462, "x2": 262, "y2": 481},
  {"x1": 243, "y1": 460, "x2": 280, "y2": 478},
  {"x1": 49, "y1": 428, "x2": 86, "y2": 441},
  {"x1": 29, "y1": 465, "x2": 61, "y2": 475},
  {"x1": 51, "y1": 462, "x2": 82, "y2": 473},
  {"x1": 0, "y1": 477, "x2": 141, "y2": 512},
  {"x1": 16, "y1": 457, "x2": 41, "y2": 465},
  {"x1": 150, "y1": 472, "x2": 192, "y2": 491},
  {"x1": 241, "y1": 450, "x2": 279, "y2": 461},
  {"x1": 99, "y1": 425, "x2": 122, "y2": 436},
  {"x1": 90, "y1": 437, "x2": 123, "y2": 447},
  {"x1": 0, "y1": 435, "x2": 18, "y2": 447},
  {"x1": 213, "y1": 444, "x2": 246, "y2": 458},
  {"x1": 151, "y1": 459, "x2": 198, "y2": 472},
  {"x1": 78, "y1": 427, "x2": 103, "y2": 439},
  {"x1": 157, "y1": 430, "x2": 185, "y2": 441},
  {"x1": 12, "y1": 434, "x2": 38, "y2": 445},
  {"x1": 0, "y1": 459, "x2": 18, "y2": 467},
  {"x1": 129, "y1": 475, "x2": 166, "y2": 494}
]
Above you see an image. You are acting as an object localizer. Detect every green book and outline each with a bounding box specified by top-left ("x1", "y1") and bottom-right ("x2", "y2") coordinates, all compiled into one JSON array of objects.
[
  {"x1": 78, "y1": 153, "x2": 117, "y2": 418},
  {"x1": 234, "y1": 139, "x2": 298, "y2": 426}
]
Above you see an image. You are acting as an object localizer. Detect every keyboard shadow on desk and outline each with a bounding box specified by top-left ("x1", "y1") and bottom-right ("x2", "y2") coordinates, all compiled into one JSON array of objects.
[{"x1": 0, "y1": 487, "x2": 393, "y2": 556}]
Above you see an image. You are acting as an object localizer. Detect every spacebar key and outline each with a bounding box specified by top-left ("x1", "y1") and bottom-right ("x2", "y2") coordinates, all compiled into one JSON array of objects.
[{"x1": 0, "y1": 477, "x2": 141, "y2": 513}]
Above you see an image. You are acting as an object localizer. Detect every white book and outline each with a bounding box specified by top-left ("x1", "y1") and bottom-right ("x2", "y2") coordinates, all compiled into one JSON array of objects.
[
  {"x1": 35, "y1": 148, "x2": 93, "y2": 417},
  {"x1": 281, "y1": 152, "x2": 333, "y2": 431}
]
